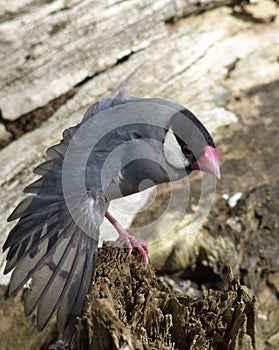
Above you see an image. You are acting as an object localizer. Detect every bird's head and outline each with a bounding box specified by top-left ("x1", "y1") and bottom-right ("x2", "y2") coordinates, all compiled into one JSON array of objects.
[{"x1": 163, "y1": 109, "x2": 220, "y2": 179}]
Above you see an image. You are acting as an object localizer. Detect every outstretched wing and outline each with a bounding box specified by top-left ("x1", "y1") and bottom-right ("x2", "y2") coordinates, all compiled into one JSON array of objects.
[{"x1": 3, "y1": 125, "x2": 106, "y2": 339}]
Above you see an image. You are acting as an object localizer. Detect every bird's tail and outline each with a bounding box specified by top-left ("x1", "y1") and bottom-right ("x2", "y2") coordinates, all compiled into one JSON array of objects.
[{"x1": 3, "y1": 125, "x2": 103, "y2": 339}]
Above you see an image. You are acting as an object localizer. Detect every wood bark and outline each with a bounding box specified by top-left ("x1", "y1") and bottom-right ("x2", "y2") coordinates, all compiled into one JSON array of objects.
[
  {"x1": 0, "y1": 0, "x2": 231, "y2": 121},
  {"x1": 73, "y1": 247, "x2": 256, "y2": 350}
]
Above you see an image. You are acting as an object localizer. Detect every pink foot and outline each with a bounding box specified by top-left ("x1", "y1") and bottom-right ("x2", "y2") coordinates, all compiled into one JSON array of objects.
[{"x1": 105, "y1": 212, "x2": 149, "y2": 264}]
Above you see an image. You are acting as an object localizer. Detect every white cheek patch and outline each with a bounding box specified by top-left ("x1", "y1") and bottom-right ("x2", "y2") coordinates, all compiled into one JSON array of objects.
[{"x1": 163, "y1": 128, "x2": 190, "y2": 169}]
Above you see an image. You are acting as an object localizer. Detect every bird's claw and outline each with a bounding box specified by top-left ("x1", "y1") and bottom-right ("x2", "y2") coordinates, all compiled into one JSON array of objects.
[
  {"x1": 105, "y1": 212, "x2": 149, "y2": 264},
  {"x1": 117, "y1": 232, "x2": 149, "y2": 264}
]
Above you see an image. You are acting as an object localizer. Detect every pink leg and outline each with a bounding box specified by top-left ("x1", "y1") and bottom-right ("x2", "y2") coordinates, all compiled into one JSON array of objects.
[{"x1": 105, "y1": 212, "x2": 149, "y2": 264}]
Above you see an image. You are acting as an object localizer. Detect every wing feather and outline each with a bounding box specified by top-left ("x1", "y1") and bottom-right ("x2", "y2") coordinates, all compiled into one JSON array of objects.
[
  {"x1": 3, "y1": 120, "x2": 105, "y2": 339},
  {"x1": 57, "y1": 235, "x2": 97, "y2": 338}
]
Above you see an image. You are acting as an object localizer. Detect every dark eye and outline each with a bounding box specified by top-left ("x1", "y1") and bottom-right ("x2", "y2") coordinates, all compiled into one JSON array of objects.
[{"x1": 183, "y1": 145, "x2": 192, "y2": 157}]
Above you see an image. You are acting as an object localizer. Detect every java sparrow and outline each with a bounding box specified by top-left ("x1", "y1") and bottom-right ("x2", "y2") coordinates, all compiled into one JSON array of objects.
[{"x1": 2, "y1": 91, "x2": 220, "y2": 338}]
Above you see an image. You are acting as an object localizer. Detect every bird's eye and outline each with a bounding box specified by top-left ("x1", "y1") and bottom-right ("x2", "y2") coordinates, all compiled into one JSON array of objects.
[{"x1": 182, "y1": 145, "x2": 192, "y2": 157}]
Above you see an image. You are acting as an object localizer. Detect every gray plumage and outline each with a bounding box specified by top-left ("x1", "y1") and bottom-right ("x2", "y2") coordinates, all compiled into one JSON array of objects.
[{"x1": 3, "y1": 91, "x2": 218, "y2": 339}]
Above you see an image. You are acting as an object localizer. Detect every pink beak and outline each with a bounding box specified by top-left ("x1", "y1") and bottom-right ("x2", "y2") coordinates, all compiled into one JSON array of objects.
[{"x1": 191, "y1": 145, "x2": 220, "y2": 179}]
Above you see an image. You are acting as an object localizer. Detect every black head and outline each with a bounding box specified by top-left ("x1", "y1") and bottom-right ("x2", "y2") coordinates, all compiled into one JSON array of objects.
[{"x1": 163, "y1": 108, "x2": 220, "y2": 178}]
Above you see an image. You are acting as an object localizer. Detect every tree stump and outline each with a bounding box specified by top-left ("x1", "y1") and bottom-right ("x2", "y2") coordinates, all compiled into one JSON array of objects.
[{"x1": 73, "y1": 246, "x2": 256, "y2": 350}]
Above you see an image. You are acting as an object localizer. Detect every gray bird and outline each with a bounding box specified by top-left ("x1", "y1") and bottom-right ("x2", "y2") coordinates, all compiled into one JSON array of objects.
[{"x1": 2, "y1": 91, "x2": 220, "y2": 339}]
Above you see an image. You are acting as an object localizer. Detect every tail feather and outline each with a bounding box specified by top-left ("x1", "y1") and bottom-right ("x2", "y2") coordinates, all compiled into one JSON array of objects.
[
  {"x1": 57, "y1": 235, "x2": 97, "y2": 338},
  {"x1": 24, "y1": 230, "x2": 78, "y2": 317},
  {"x1": 25, "y1": 229, "x2": 95, "y2": 333}
]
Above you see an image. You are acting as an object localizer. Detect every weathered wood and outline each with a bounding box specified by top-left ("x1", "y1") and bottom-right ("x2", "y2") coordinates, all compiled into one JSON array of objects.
[
  {"x1": 0, "y1": 0, "x2": 242, "y2": 121},
  {"x1": 0, "y1": 0, "x2": 187, "y2": 120},
  {"x1": 73, "y1": 247, "x2": 256, "y2": 350}
]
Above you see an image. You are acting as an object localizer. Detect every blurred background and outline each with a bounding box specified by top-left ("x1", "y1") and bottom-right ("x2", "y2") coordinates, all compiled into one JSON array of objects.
[{"x1": 0, "y1": 0, "x2": 278, "y2": 349}]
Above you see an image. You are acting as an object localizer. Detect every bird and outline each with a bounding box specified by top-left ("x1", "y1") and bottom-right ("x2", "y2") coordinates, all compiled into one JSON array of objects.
[{"x1": 2, "y1": 90, "x2": 220, "y2": 339}]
